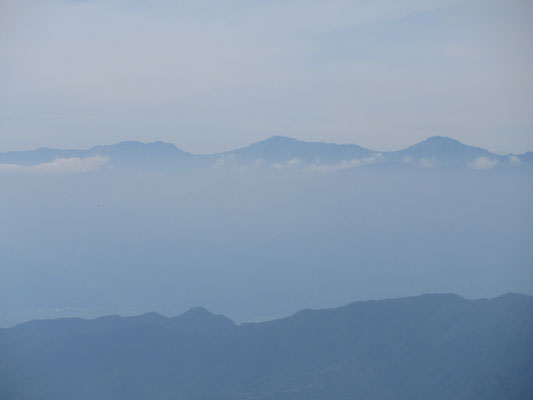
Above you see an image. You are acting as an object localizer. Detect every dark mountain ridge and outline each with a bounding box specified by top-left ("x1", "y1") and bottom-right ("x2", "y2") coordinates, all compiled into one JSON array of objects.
[{"x1": 1, "y1": 293, "x2": 532, "y2": 399}]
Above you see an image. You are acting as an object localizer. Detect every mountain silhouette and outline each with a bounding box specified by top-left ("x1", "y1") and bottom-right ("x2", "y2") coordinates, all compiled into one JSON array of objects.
[
  {"x1": 221, "y1": 135, "x2": 375, "y2": 163},
  {"x1": 0, "y1": 141, "x2": 191, "y2": 169},
  {"x1": 1, "y1": 293, "x2": 532, "y2": 399},
  {"x1": 0, "y1": 136, "x2": 530, "y2": 171},
  {"x1": 390, "y1": 136, "x2": 503, "y2": 168}
]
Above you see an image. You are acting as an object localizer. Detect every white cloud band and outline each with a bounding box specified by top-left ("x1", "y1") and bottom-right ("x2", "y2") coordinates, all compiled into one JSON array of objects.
[{"x1": 0, "y1": 155, "x2": 109, "y2": 174}]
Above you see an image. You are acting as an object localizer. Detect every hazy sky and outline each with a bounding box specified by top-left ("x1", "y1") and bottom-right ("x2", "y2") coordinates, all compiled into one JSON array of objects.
[{"x1": 1, "y1": 0, "x2": 532, "y2": 154}]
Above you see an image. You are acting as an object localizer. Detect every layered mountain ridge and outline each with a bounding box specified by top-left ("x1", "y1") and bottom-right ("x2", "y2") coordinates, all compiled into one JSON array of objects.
[
  {"x1": 1, "y1": 293, "x2": 532, "y2": 399},
  {"x1": 0, "y1": 136, "x2": 529, "y2": 171}
]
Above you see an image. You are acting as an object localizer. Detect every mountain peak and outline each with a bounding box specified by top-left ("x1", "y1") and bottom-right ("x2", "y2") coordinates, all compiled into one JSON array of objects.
[
  {"x1": 226, "y1": 135, "x2": 374, "y2": 164},
  {"x1": 411, "y1": 136, "x2": 466, "y2": 149},
  {"x1": 395, "y1": 135, "x2": 496, "y2": 166},
  {"x1": 181, "y1": 306, "x2": 213, "y2": 318},
  {"x1": 172, "y1": 307, "x2": 236, "y2": 330},
  {"x1": 248, "y1": 136, "x2": 302, "y2": 148},
  {"x1": 423, "y1": 136, "x2": 462, "y2": 145}
]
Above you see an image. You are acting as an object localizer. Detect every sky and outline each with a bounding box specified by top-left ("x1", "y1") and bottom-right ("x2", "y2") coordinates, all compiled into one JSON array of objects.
[{"x1": 1, "y1": 0, "x2": 532, "y2": 154}]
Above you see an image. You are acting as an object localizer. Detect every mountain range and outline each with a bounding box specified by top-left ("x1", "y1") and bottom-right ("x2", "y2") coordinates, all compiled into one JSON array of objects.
[
  {"x1": 0, "y1": 136, "x2": 531, "y2": 172},
  {"x1": 1, "y1": 293, "x2": 532, "y2": 399}
]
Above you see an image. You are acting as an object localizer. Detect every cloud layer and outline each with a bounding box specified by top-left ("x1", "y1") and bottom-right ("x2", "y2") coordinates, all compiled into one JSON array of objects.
[
  {"x1": 468, "y1": 157, "x2": 499, "y2": 170},
  {"x1": 0, "y1": 155, "x2": 109, "y2": 174}
]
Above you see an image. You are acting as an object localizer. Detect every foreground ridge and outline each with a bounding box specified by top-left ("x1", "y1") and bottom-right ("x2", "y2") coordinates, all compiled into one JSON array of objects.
[{"x1": 2, "y1": 293, "x2": 532, "y2": 399}]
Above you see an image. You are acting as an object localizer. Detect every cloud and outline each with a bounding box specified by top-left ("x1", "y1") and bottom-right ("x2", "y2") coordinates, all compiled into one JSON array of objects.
[
  {"x1": 307, "y1": 153, "x2": 383, "y2": 172},
  {"x1": 287, "y1": 158, "x2": 302, "y2": 166},
  {"x1": 468, "y1": 157, "x2": 499, "y2": 170},
  {"x1": 212, "y1": 154, "x2": 236, "y2": 168},
  {"x1": 250, "y1": 158, "x2": 264, "y2": 168},
  {"x1": 420, "y1": 158, "x2": 436, "y2": 168},
  {"x1": 509, "y1": 155, "x2": 522, "y2": 165},
  {"x1": 402, "y1": 156, "x2": 415, "y2": 165},
  {"x1": 272, "y1": 158, "x2": 303, "y2": 171},
  {"x1": 402, "y1": 156, "x2": 438, "y2": 168},
  {"x1": 0, "y1": 155, "x2": 109, "y2": 174}
]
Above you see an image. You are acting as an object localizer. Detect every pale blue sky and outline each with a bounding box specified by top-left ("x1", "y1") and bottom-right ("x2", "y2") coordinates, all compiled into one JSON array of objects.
[{"x1": 1, "y1": 0, "x2": 532, "y2": 154}]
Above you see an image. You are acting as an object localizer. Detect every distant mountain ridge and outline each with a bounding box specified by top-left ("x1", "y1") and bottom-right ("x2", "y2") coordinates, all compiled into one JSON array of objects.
[
  {"x1": 0, "y1": 136, "x2": 530, "y2": 171},
  {"x1": 222, "y1": 135, "x2": 375, "y2": 163},
  {"x1": 0, "y1": 141, "x2": 190, "y2": 167},
  {"x1": 1, "y1": 293, "x2": 532, "y2": 399}
]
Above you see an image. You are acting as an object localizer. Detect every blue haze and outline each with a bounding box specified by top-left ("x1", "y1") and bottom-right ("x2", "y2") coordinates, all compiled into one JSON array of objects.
[{"x1": 1, "y1": 138, "x2": 532, "y2": 326}]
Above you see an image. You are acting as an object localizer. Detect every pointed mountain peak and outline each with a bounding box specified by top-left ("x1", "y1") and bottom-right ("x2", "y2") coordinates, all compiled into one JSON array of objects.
[
  {"x1": 410, "y1": 136, "x2": 465, "y2": 150},
  {"x1": 173, "y1": 307, "x2": 236, "y2": 329},
  {"x1": 182, "y1": 306, "x2": 214, "y2": 318},
  {"x1": 396, "y1": 136, "x2": 496, "y2": 166}
]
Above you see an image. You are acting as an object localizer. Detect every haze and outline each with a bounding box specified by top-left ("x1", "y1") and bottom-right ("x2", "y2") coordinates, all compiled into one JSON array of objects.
[{"x1": 1, "y1": 144, "x2": 532, "y2": 326}]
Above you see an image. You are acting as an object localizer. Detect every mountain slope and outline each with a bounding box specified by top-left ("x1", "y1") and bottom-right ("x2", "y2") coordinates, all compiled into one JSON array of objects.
[{"x1": 1, "y1": 293, "x2": 532, "y2": 400}]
